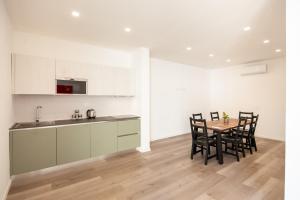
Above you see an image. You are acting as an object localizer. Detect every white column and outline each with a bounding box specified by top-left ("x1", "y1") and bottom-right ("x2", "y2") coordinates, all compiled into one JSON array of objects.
[{"x1": 132, "y1": 48, "x2": 151, "y2": 152}]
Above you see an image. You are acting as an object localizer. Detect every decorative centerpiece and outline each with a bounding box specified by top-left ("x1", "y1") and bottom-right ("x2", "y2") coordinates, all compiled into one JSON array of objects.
[{"x1": 223, "y1": 112, "x2": 230, "y2": 124}]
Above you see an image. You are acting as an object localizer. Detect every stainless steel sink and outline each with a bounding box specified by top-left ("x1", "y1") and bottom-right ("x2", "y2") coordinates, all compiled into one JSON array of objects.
[{"x1": 14, "y1": 121, "x2": 56, "y2": 129}]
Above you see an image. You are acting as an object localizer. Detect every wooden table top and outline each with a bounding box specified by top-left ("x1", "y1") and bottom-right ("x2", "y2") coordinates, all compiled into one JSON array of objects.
[{"x1": 195, "y1": 118, "x2": 247, "y2": 132}]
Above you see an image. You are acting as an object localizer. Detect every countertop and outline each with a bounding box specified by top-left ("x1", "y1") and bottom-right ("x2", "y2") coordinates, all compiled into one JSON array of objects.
[{"x1": 10, "y1": 115, "x2": 140, "y2": 131}]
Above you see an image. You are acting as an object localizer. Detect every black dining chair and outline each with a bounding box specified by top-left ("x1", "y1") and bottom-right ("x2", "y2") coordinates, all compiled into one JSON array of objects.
[
  {"x1": 236, "y1": 112, "x2": 254, "y2": 154},
  {"x1": 222, "y1": 118, "x2": 247, "y2": 162},
  {"x1": 210, "y1": 112, "x2": 220, "y2": 121},
  {"x1": 192, "y1": 113, "x2": 216, "y2": 140},
  {"x1": 189, "y1": 117, "x2": 218, "y2": 165}
]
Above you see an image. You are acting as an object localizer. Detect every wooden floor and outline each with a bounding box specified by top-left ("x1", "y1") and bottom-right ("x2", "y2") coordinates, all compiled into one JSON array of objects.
[{"x1": 7, "y1": 134, "x2": 285, "y2": 200}]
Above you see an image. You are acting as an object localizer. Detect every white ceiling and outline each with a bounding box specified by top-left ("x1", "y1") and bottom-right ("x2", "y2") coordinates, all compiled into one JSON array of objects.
[{"x1": 5, "y1": 0, "x2": 285, "y2": 68}]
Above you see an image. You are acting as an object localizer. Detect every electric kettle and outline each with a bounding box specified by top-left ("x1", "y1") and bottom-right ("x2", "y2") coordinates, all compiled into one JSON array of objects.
[{"x1": 86, "y1": 109, "x2": 96, "y2": 119}]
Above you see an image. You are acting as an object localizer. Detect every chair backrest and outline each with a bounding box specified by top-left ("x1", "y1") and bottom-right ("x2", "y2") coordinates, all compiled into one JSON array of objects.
[
  {"x1": 251, "y1": 114, "x2": 259, "y2": 135},
  {"x1": 239, "y1": 111, "x2": 254, "y2": 119},
  {"x1": 239, "y1": 112, "x2": 253, "y2": 131},
  {"x1": 189, "y1": 117, "x2": 208, "y2": 141},
  {"x1": 210, "y1": 112, "x2": 219, "y2": 121},
  {"x1": 192, "y1": 113, "x2": 203, "y2": 120},
  {"x1": 235, "y1": 118, "x2": 247, "y2": 138}
]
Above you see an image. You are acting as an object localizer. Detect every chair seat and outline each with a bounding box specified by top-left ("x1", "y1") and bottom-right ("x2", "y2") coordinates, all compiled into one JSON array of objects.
[
  {"x1": 196, "y1": 137, "x2": 216, "y2": 146},
  {"x1": 222, "y1": 135, "x2": 242, "y2": 143},
  {"x1": 232, "y1": 128, "x2": 249, "y2": 133}
]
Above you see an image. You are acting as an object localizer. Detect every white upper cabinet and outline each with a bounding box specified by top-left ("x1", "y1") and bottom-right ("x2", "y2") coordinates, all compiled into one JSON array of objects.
[
  {"x1": 12, "y1": 54, "x2": 135, "y2": 96},
  {"x1": 115, "y1": 68, "x2": 135, "y2": 96},
  {"x1": 87, "y1": 64, "x2": 116, "y2": 96},
  {"x1": 12, "y1": 54, "x2": 55, "y2": 95},
  {"x1": 87, "y1": 65, "x2": 135, "y2": 96},
  {"x1": 56, "y1": 60, "x2": 88, "y2": 79}
]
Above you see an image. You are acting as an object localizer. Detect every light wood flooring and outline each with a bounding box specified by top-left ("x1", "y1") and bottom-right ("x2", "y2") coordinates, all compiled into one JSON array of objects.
[{"x1": 7, "y1": 134, "x2": 285, "y2": 200}]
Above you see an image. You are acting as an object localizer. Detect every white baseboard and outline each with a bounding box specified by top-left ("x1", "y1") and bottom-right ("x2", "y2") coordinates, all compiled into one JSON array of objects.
[
  {"x1": 1, "y1": 178, "x2": 11, "y2": 200},
  {"x1": 151, "y1": 132, "x2": 189, "y2": 142},
  {"x1": 137, "y1": 146, "x2": 151, "y2": 152}
]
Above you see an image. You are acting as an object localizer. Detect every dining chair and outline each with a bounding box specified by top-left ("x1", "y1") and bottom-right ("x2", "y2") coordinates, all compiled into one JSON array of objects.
[
  {"x1": 192, "y1": 113, "x2": 216, "y2": 148},
  {"x1": 222, "y1": 118, "x2": 247, "y2": 161},
  {"x1": 189, "y1": 117, "x2": 218, "y2": 165},
  {"x1": 237, "y1": 112, "x2": 254, "y2": 154},
  {"x1": 210, "y1": 112, "x2": 220, "y2": 121}
]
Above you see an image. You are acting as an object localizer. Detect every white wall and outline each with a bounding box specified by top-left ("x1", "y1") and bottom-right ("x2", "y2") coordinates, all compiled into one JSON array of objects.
[
  {"x1": 13, "y1": 95, "x2": 136, "y2": 122},
  {"x1": 12, "y1": 31, "x2": 138, "y2": 122},
  {"x1": 12, "y1": 31, "x2": 132, "y2": 68},
  {"x1": 0, "y1": 0, "x2": 13, "y2": 199},
  {"x1": 150, "y1": 58, "x2": 211, "y2": 141},
  {"x1": 209, "y1": 57, "x2": 286, "y2": 141}
]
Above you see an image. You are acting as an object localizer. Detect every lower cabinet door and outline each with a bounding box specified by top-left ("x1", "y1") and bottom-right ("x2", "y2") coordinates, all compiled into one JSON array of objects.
[
  {"x1": 117, "y1": 133, "x2": 140, "y2": 151},
  {"x1": 91, "y1": 122, "x2": 117, "y2": 157},
  {"x1": 11, "y1": 128, "x2": 57, "y2": 175},
  {"x1": 57, "y1": 125, "x2": 91, "y2": 165}
]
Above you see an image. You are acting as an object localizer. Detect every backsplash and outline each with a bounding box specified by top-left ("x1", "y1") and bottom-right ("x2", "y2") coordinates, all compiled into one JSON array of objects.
[{"x1": 13, "y1": 95, "x2": 137, "y2": 122}]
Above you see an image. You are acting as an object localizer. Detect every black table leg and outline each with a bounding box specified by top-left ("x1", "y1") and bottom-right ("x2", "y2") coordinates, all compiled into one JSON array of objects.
[{"x1": 216, "y1": 132, "x2": 223, "y2": 164}]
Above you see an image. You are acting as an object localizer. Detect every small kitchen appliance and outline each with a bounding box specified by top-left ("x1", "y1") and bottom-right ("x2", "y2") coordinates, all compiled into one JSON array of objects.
[{"x1": 86, "y1": 109, "x2": 96, "y2": 119}]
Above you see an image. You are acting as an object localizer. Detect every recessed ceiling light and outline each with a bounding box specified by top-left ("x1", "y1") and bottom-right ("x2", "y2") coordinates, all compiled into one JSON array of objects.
[
  {"x1": 243, "y1": 26, "x2": 251, "y2": 31},
  {"x1": 71, "y1": 11, "x2": 80, "y2": 17},
  {"x1": 275, "y1": 49, "x2": 282, "y2": 53},
  {"x1": 209, "y1": 54, "x2": 214, "y2": 57},
  {"x1": 124, "y1": 27, "x2": 131, "y2": 32},
  {"x1": 226, "y1": 59, "x2": 231, "y2": 63},
  {"x1": 263, "y1": 40, "x2": 270, "y2": 44},
  {"x1": 186, "y1": 47, "x2": 192, "y2": 51}
]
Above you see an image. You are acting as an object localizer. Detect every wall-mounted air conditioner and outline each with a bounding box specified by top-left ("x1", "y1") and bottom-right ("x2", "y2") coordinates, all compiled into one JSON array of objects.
[{"x1": 240, "y1": 64, "x2": 268, "y2": 76}]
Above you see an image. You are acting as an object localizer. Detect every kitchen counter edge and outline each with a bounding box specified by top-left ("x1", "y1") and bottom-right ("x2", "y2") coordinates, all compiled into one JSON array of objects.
[{"x1": 10, "y1": 115, "x2": 140, "y2": 131}]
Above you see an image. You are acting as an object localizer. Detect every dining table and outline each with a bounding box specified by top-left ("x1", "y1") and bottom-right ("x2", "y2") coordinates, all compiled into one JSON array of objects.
[{"x1": 194, "y1": 118, "x2": 249, "y2": 165}]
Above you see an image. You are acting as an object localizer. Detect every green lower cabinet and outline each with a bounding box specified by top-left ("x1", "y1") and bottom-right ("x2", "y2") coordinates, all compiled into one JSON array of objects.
[
  {"x1": 10, "y1": 118, "x2": 141, "y2": 175},
  {"x1": 117, "y1": 119, "x2": 140, "y2": 151},
  {"x1": 118, "y1": 119, "x2": 140, "y2": 136},
  {"x1": 91, "y1": 122, "x2": 117, "y2": 157},
  {"x1": 57, "y1": 125, "x2": 91, "y2": 165},
  {"x1": 11, "y1": 128, "x2": 57, "y2": 175},
  {"x1": 117, "y1": 133, "x2": 140, "y2": 151}
]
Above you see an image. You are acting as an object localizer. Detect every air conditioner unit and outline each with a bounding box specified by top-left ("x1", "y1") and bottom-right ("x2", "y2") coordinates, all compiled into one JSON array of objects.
[{"x1": 240, "y1": 64, "x2": 268, "y2": 76}]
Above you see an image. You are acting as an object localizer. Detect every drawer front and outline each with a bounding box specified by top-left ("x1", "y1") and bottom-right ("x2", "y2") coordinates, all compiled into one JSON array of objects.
[
  {"x1": 118, "y1": 119, "x2": 140, "y2": 136},
  {"x1": 117, "y1": 133, "x2": 140, "y2": 151}
]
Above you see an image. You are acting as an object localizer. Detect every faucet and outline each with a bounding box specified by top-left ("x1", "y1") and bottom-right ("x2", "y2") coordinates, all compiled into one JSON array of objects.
[{"x1": 36, "y1": 106, "x2": 42, "y2": 123}]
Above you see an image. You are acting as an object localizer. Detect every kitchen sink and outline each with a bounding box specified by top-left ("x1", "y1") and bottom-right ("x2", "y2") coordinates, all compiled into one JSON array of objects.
[{"x1": 14, "y1": 121, "x2": 56, "y2": 129}]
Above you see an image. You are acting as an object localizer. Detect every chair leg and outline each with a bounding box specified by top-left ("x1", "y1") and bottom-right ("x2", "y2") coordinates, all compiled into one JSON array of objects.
[
  {"x1": 190, "y1": 145, "x2": 194, "y2": 160},
  {"x1": 201, "y1": 145, "x2": 203, "y2": 155},
  {"x1": 253, "y1": 137, "x2": 258, "y2": 152},
  {"x1": 216, "y1": 143, "x2": 219, "y2": 160},
  {"x1": 247, "y1": 136, "x2": 253, "y2": 154},
  {"x1": 225, "y1": 142, "x2": 227, "y2": 153},
  {"x1": 235, "y1": 143, "x2": 239, "y2": 162},
  {"x1": 204, "y1": 147, "x2": 208, "y2": 165},
  {"x1": 208, "y1": 145, "x2": 211, "y2": 155},
  {"x1": 241, "y1": 142, "x2": 246, "y2": 158}
]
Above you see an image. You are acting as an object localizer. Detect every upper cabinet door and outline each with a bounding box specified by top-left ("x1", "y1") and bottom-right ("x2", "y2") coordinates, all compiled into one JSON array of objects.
[
  {"x1": 115, "y1": 68, "x2": 136, "y2": 96},
  {"x1": 13, "y1": 54, "x2": 55, "y2": 95},
  {"x1": 87, "y1": 64, "x2": 116, "y2": 96},
  {"x1": 56, "y1": 60, "x2": 88, "y2": 79}
]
